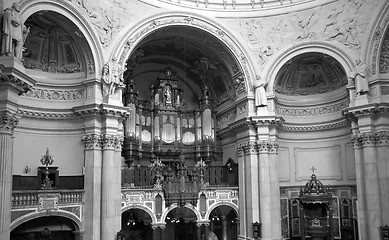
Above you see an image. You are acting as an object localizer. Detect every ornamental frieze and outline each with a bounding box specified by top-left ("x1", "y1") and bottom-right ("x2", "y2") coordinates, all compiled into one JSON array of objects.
[
  {"x1": 24, "y1": 88, "x2": 85, "y2": 101},
  {"x1": 276, "y1": 100, "x2": 349, "y2": 117},
  {"x1": 216, "y1": 109, "x2": 236, "y2": 125}
]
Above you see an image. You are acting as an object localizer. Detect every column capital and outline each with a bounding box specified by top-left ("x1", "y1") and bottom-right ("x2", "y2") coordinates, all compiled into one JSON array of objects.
[
  {"x1": 237, "y1": 141, "x2": 256, "y2": 156},
  {"x1": 82, "y1": 134, "x2": 102, "y2": 150},
  {"x1": 102, "y1": 134, "x2": 124, "y2": 150},
  {"x1": 256, "y1": 141, "x2": 269, "y2": 153},
  {"x1": 0, "y1": 113, "x2": 18, "y2": 134}
]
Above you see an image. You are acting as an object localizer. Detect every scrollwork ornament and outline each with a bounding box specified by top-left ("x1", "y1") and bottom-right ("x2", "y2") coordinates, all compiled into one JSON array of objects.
[{"x1": 0, "y1": 114, "x2": 19, "y2": 133}]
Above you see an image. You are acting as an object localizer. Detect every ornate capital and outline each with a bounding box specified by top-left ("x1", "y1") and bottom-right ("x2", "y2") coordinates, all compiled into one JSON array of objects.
[
  {"x1": 237, "y1": 141, "x2": 256, "y2": 156},
  {"x1": 82, "y1": 134, "x2": 102, "y2": 149},
  {"x1": 0, "y1": 113, "x2": 19, "y2": 133},
  {"x1": 102, "y1": 134, "x2": 124, "y2": 149},
  {"x1": 350, "y1": 131, "x2": 389, "y2": 147},
  {"x1": 268, "y1": 141, "x2": 279, "y2": 154},
  {"x1": 256, "y1": 141, "x2": 269, "y2": 153}
]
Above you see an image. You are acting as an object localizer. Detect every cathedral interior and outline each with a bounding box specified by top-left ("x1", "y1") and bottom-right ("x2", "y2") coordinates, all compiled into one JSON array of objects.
[{"x1": 1, "y1": 0, "x2": 389, "y2": 240}]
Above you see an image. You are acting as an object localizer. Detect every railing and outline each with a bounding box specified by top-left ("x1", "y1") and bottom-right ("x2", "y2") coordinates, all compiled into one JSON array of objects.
[{"x1": 12, "y1": 189, "x2": 84, "y2": 207}]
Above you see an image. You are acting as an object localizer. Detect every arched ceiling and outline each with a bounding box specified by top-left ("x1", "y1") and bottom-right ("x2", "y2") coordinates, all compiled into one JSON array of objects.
[
  {"x1": 127, "y1": 25, "x2": 243, "y2": 106},
  {"x1": 274, "y1": 52, "x2": 348, "y2": 104},
  {"x1": 23, "y1": 11, "x2": 90, "y2": 76}
]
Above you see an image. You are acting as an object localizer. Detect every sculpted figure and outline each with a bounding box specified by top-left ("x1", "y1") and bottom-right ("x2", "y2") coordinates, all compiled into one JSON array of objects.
[
  {"x1": 253, "y1": 77, "x2": 268, "y2": 107},
  {"x1": 102, "y1": 60, "x2": 125, "y2": 95},
  {"x1": 349, "y1": 59, "x2": 369, "y2": 95},
  {"x1": 1, "y1": 3, "x2": 29, "y2": 58}
]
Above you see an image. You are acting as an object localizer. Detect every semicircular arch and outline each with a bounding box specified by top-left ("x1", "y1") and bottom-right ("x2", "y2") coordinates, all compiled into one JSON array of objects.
[
  {"x1": 110, "y1": 11, "x2": 257, "y2": 97},
  {"x1": 205, "y1": 201, "x2": 239, "y2": 220},
  {"x1": 10, "y1": 210, "x2": 82, "y2": 232},
  {"x1": 264, "y1": 41, "x2": 355, "y2": 98},
  {"x1": 19, "y1": 0, "x2": 103, "y2": 77},
  {"x1": 161, "y1": 203, "x2": 201, "y2": 222},
  {"x1": 121, "y1": 205, "x2": 157, "y2": 223}
]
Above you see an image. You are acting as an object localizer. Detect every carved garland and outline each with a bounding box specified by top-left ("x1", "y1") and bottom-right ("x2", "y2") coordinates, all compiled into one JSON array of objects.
[
  {"x1": 24, "y1": 88, "x2": 86, "y2": 101},
  {"x1": 276, "y1": 100, "x2": 349, "y2": 117}
]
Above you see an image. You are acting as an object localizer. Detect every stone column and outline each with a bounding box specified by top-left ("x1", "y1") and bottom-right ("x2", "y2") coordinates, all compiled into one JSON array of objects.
[
  {"x1": 0, "y1": 113, "x2": 18, "y2": 240},
  {"x1": 101, "y1": 134, "x2": 123, "y2": 240},
  {"x1": 360, "y1": 133, "x2": 382, "y2": 240},
  {"x1": 257, "y1": 141, "x2": 272, "y2": 240},
  {"x1": 82, "y1": 133, "x2": 102, "y2": 240},
  {"x1": 376, "y1": 132, "x2": 389, "y2": 224},
  {"x1": 351, "y1": 134, "x2": 367, "y2": 240},
  {"x1": 222, "y1": 215, "x2": 227, "y2": 240},
  {"x1": 237, "y1": 140, "x2": 260, "y2": 239},
  {"x1": 237, "y1": 143, "x2": 247, "y2": 239},
  {"x1": 268, "y1": 141, "x2": 282, "y2": 240}
]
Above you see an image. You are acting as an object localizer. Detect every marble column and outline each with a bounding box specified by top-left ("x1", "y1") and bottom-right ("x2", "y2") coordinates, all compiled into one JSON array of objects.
[
  {"x1": 257, "y1": 141, "x2": 272, "y2": 240},
  {"x1": 222, "y1": 215, "x2": 227, "y2": 240},
  {"x1": 237, "y1": 144, "x2": 247, "y2": 239},
  {"x1": 0, "y1": 113, "x2": 18, "y2": 240},
  {"x1": 376, "y1": 131, "x2": 389, "y2": 225},
  {"x1": 360, "y1": 133, "x2": 382, "y2": 240},
  {"x1": 101, "y1": 134, "x2": 123, "y2": 240},
  {"x1": 82, "y1": 134, "x2": 102, "y2": 240},
  {"x1": 268, "y1": 141, "x2": 282, "y2": 240},
  {"x1": 237, "y1": 140, "x2": 260, "y2": 239},
  {"x1": 351, "y1": 134, "x2": 367, "y2": 240}
]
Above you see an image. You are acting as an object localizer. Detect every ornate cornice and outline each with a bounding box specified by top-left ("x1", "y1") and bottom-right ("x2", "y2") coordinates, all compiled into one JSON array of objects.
[
  {"x1": 281, "y1": 119, "x2": 349, "y2": 132},
  {"x1": 0, "y1": 75, "x2": 33, "y2": 95},
  {"x1": 0, "y1": 113, "x2": 19, "y2": 133}
]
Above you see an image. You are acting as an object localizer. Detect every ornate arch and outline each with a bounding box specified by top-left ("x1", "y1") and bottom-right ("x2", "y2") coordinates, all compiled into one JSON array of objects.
[
  {"x1": 121, "y1": 204, "x2": 157, "y2": 224},
  {"x1": 364, "y1": 1, "x2": 389, "y2": 76},
  {"x1": 19, "y1": 0, "x2": 104, "y2": 77},
  {"x1": 264, "y1": 41, "x2": 356, "y2": 97},
  {"x1": 109, "y1": 11, "x2": 257, "y2": 96},
  {"x1": 161, "y1": 203, "x2": 202, "y2": 222},
  {"x1": 205, "y1": 201, "x2": 239, "y2": 220},
  {"x1": 10, "y1": 210, "x2": 82, "y2": 231}
]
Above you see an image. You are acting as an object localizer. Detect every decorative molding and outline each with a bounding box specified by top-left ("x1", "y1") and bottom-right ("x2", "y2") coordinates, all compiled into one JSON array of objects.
[
  {"x1": 276, "y1": 99, "x2": 349, "y2": 117},
  {"x1": 216, "y1": 109, "x2": 236, "y2": 125},
  {"x1": 0, "y1": 75, "x2": 33, "y2": 95},
  {"x1": 38, "y1": 193, "x2": 60, "y2": 212},
  {"x1": 24, "y1": 88, "x2": 86, "y2": 101},
  {"x1": 281, "y1": 119, "x2": 349, "y2": 132},
  {"x1": 0, "y1": 114, "x2": 19, "y2": 133}
]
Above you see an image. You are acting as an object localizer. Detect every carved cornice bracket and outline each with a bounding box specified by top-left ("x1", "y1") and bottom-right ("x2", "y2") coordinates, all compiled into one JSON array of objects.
[{"x1": 0, "y1": 60, "x2": 37, "y2": 95}]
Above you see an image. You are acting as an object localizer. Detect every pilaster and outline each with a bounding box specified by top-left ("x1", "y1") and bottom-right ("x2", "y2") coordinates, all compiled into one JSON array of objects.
[{"x1": 0, "y1": 113, "x2": 18, "y2": 240}]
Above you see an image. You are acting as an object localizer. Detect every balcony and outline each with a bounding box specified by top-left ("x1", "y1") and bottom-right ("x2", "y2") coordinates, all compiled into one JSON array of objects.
[{"x1": 11, "y1": 189, "x2": 84, "y2": 228}]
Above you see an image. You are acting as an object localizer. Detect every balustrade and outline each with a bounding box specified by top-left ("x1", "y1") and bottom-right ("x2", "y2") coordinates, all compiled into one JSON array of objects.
[{"x1": 12, "y1": 189, "x2": 84, "y2": 207}]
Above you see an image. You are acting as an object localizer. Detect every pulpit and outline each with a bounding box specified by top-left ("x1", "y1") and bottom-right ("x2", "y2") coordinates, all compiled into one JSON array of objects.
[{"x1": 299, "y1": 174, "x2": 334, "y2": 240}]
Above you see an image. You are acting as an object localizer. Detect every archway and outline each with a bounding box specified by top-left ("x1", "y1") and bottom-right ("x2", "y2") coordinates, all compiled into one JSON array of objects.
[
  {"x1": 10, "y1": 216, "x2": 79, "y2": 240},
  {"x1": 209, "y1": 205, "x2": 238, "y2": 240},
  {"x1": 165, "y1": 207, "x2": 198, "y2": 240},
  {"x1": 120, "y1": 208, "x2": 153, "y2": 240}
]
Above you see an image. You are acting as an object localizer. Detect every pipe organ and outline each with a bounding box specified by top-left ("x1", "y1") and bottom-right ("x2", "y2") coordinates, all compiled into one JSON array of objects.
[{"x1": 122, "y1": 67, "x2": 218, "y2": 167}]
